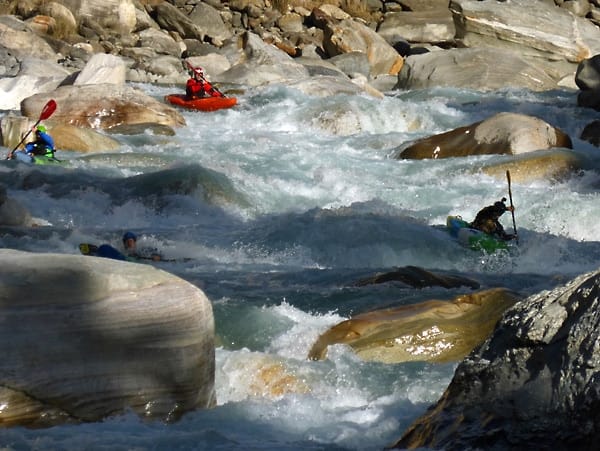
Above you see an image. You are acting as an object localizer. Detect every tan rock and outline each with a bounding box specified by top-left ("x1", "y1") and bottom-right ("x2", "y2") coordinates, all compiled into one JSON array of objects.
[
  {"x1": 316, "y1": 4, "x2": 351, "y2": 21},
  {"x1": 39, "y1": 2, "x2": 78, "y2": 36},
  {"x1": 21, "y1": 84, "x2": 186, "y2": 130},
  {"x1": 308, "y1": 288, "x2": 521, "y2": 364},
  {"x1": 60, "y1": 0, "x2": 137, "y2": 34},
  {"x1": 480, "y1": 149, "x2": 586, "y2": 183},
  {"x1": 396, "y1": 113, "x2": 572, "y2": 159},
  {"x1": 0, "y1": 19, "x2": 57, "y2": 60},
  {"x1": 0, "y1": 114, "x2": 30, "y2": 150},
  {"x1": 323, "y1": 19, "x2": 403, "y2": 76},
  {"x1": 46, "y1": 122, "x2": 121, "y2": 152}
]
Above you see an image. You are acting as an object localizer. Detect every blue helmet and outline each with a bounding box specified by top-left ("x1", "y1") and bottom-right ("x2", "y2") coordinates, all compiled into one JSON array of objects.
[{"x1": 122, "y1": 231, "x2": 137, "y2": 243}]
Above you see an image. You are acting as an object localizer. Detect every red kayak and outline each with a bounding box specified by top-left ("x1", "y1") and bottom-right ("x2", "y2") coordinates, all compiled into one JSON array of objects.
[{"x1": 165, "y1": 94, "x2": 237, "y2": 112}]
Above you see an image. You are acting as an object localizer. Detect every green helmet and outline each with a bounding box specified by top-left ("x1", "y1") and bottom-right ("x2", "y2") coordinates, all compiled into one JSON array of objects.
[{"x1": 37, "y1": 125, "x2": 47, "y2": 133}]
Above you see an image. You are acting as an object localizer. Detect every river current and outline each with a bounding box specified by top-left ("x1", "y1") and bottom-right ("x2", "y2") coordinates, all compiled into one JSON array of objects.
[{"x1": 1, "y1": 83, "x2": 600, "y2": 450}]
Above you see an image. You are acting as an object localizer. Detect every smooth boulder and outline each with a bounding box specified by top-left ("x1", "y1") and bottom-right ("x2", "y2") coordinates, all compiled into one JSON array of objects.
[
  {"x1": 0, "y1": 250, "x2": 215, "y2": 428},
  {"x1": 47, "y1": 122, "x2": 122, "y2": 152},
  {"x1": 480, "y1": 149, "x2": 587, "y2": 183},
  {"x1": 21, "y1": 84, "x2": 186, "y2": 130},
  {"x1": 395, "y1": 48, "x2": 560, "y2": 92},
  {"x1": 0, "y1": 185, "x2": 32, "y2": 226},
  {"x1": 394, "y1": 112, "x2": 572, "y2": 159},
  {"x1": 308, "y1": 288, "x2": 521, "y2": 364}
]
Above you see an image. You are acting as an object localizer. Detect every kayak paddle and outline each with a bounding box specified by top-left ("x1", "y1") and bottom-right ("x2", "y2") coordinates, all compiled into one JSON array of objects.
[
  {"x1": 7, "y1": 99, "x2": 57, "y2": 160},
  {"x1": 506, "y1": 170, "x2": 519, "y2": 244}
]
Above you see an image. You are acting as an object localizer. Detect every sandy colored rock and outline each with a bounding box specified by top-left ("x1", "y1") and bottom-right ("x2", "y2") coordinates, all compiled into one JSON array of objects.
[
  {"x1": 308, "y1": 288, "x2": 521, "y2": 364},
  {"x1": 21, "y1": 84, "x2": 186, "y2": 130},
  {"x1": 396, "y1": 113, "x2": 572, "y2": 159}
]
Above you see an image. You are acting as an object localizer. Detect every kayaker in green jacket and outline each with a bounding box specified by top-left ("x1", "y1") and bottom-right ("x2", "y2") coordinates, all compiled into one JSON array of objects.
[
  {"x1": 470, "y1": 198, "x2": 516, "y2": 241},
  {"x1": 25, "y1": 125, "x2": 55, "y2": 157}
]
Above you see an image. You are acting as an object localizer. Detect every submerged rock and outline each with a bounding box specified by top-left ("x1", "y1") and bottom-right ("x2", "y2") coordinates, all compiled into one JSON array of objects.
[
  {"x1": 355, "y1": 265, "x2": 480, "y2": 289},
  {"x1": 480, "y1": 149, "x2": 586, "y2": 183},
  {"x1": 308, "y1": 288, "x2": 520, "y2": 364}
]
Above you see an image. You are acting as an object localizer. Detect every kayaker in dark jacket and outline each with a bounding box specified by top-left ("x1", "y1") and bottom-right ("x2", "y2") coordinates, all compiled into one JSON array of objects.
[
  {"x1": 122, "y1": 231, "x2": 162, "y2": 261},
  {"x1": 186, "y1": 66, "x2": 223, "y2": 99},
  {"x1": 470, "y1": 197, "x2": 516, "y2": 241}
]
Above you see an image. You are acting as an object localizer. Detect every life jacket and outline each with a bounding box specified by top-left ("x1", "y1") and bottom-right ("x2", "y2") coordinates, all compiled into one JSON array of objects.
[
  {"x1": 26, "y1": 131, "x2": 55, "y2": 157},
  {"x1": 186, "y1": 77, "x2": 223, "y2": 98},
  {"x1": 470, "y1": 205, "x2": 505, "y2": 236},
  {"x1": 186, "y1": 78, "x2": 204, "y2": 98}
]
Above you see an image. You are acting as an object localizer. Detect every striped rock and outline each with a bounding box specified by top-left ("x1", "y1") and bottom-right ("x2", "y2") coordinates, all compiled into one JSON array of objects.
[{"x1": 0, "y1": 250, "x2": 215, "y2": 428}]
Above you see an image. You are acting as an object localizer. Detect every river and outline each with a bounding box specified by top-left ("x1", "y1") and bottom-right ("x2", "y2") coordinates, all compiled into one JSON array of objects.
[{"x1": 1, "y1": 83, "x2": 599, "y2": 450}]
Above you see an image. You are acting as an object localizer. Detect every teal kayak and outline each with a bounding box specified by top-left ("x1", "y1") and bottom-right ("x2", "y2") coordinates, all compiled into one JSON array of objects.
[{"x1": 446, "y1": 216, "x2": 508, "y2": 253}]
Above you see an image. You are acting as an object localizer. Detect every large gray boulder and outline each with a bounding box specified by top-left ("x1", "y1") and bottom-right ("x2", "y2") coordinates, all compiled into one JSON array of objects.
[
  {"x1": 391, "y1": 267, "x2": 600, "y2": 450},
  {"x1": 450, "y1": 0, "x2": 600, "y2": 64},
  {"x1": 0, "y1": 15, "x2": 58, "y2": 60},
  {"x1": 0, "y1": 57, "x2": 71, "y2": 110},
  {"x1": 188, "y1": 2, "x2": 233, "y2": 45},
  {"x1": 0, "y1": 249, "x2": 215, "y2": 428},
  {"x1": 218, "y1": 31, "x2": 310, "y2": 86},
  {"x1": 395, "y1": 47, "x2": 559, "y2": 92},
  {"x1": 377, "y1": 9, "x2": 455, "y2": 47},
  {"x1": 448, "y1": 0, "x2": 600, "y2": 88}
]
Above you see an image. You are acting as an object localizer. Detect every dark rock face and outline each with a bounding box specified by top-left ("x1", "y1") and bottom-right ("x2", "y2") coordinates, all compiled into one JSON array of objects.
[
  {"x1": 581, "y1": 119, "x2": 600, "y2": 146},
  {"x1": 390, "y1": 268, "x2": 600, "y2": 450}
]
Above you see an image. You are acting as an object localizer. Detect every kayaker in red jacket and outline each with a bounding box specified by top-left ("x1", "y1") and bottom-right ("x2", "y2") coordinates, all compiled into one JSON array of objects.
[{"x1": 186, "y1": 67, "x2": 223, "y2": 99}]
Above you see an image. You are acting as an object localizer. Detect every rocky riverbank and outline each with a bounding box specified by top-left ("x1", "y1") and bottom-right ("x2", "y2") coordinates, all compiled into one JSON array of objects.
[
  {"x1": 2, "y1": 0, "x2": 600, "y2": 174},
  {"x1": 1, "y1": 0, "x2": 600, "y2": 100}
]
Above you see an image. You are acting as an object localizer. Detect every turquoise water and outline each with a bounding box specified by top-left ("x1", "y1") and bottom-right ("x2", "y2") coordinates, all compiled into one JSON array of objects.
[{"x1": 1, "y1": 83, "x2": 599, "y2": 450}]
